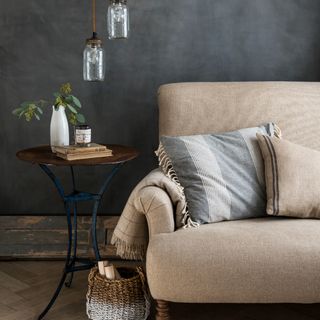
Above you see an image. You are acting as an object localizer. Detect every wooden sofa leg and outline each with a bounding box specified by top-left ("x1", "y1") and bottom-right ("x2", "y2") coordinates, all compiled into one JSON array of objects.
[{"x1": 155, "y1": 300, "x2": 170, "y2": 320}]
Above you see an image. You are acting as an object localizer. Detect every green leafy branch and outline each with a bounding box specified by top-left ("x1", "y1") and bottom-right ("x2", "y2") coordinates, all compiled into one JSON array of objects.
[{"x1": 12, "y1": 83, "x2": 86, "y2": 125}]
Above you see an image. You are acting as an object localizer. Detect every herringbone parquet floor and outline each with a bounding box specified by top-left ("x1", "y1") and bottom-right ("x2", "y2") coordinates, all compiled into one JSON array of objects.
[{"x1": 1, "y1": 261, "x2": 320, "y2": 320}]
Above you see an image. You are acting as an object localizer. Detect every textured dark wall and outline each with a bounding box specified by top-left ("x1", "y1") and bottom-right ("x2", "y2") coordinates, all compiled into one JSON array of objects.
[{"x1": 1, "y1": 0, "x2": 320, "y2": 215}]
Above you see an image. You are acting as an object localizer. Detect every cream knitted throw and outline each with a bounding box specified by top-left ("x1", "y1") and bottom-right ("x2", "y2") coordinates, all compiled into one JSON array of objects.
[{"x1": 111, "y1": 169, "x2": 187, "y2": 260}]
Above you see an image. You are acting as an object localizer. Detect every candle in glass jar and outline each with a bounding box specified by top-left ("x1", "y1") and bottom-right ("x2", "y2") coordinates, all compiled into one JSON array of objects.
[{"x1": 75, "y1": 125, "x2": 91, "y2": 147}]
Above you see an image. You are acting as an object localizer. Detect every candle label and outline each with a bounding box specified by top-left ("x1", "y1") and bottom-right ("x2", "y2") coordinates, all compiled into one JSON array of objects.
[{"x1": 75, "y1": 128, "x2": 91, "y2": 144}]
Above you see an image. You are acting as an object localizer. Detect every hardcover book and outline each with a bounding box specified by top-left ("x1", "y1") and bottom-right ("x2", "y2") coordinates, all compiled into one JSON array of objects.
[
  {"x1": 56, "y1": 150, "x2": 112, "y2": 161},
  {"x1": 54, "y1": 143, "x2": 109, "y2": 155}
]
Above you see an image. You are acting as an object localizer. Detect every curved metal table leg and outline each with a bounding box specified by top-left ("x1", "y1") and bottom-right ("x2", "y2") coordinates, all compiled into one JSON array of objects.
[
  {"x1": 92, "y1": 163, "x2": 124, "y2": 261},
  {"x1": 37, "y1": 180, "x2": 73, "y2": 320},
  {"x1": 65, "y1": 167, "x2": 77, "y2": 288},
  {"x1": 65, "y1": 201, "x2": 77, "y2": 288},
  {"x1": 38, "y1": 272, "x2": 68, "y2": 320}
]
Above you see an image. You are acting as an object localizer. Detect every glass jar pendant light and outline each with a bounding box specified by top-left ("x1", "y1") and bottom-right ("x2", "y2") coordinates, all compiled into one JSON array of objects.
[
  {"x1": 108, "y1": 0, "x2": 129, "y2": 39},
  {"x1": 83, "y1": 0, "x2": 106, "y2": 81}
]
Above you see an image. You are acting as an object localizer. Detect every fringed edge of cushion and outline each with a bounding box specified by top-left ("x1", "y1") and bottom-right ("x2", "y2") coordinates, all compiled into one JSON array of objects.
[
  {"x1": 155, "y1": 143, "x2": 199, "y2": 229},
  {"x1": 273, "y1": 123, "x2": 282, "y2": 138},
  {"x1": 111, "y1": 234, "x2": 146, "y2": 260}
]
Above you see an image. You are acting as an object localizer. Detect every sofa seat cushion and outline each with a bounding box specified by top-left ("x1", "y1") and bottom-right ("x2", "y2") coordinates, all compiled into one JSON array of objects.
[{"x1": 146, "y1": 217, "x2": 320, "y2": 303}]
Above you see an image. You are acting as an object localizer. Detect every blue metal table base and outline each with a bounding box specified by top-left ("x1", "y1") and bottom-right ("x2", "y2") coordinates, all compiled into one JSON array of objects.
[{"x1": 37, "y1": 163, "x2": 123, "y2": 320}]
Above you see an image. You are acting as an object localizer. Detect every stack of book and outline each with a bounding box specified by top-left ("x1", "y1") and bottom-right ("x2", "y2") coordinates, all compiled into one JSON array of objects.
[{"x1": 55, "y1": 143, "x2": 112, "y2": 161}]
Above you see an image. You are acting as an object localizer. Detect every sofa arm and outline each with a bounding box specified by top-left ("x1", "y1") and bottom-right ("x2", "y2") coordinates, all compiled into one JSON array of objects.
[
  {"x1": 112, "y1": 170, "x2": 178, "y2": 260},
  {"x1": 136, "y1": 186, "x2": 175, "y2": 237}
]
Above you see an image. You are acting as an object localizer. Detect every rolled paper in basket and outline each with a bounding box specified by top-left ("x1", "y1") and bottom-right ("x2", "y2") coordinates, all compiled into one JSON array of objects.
[
  {"x1": 104, "y1": 264, "x2": 122, "y2": 280},
  {"x1": 98, "y1": 261, "x2": 109, "y2": 276}
]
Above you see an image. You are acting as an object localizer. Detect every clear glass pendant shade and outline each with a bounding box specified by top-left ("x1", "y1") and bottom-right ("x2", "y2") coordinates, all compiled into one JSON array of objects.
[
  {"x1": 108, "y1": 0, "x2": 129, "y2": 39},
  {"x1": 83, "y1": 35, "x2": 106, "y2": 81}
]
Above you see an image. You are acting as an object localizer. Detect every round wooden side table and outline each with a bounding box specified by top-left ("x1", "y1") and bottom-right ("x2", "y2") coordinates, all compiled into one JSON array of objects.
[{"x1": 16, "y1": 144, "x2": 139, "y2": 320}]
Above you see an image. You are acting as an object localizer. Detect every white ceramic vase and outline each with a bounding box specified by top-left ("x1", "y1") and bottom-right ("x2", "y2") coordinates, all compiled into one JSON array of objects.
[{"x1": 50, "y1": 105, "x2": 69, "y2": 152}]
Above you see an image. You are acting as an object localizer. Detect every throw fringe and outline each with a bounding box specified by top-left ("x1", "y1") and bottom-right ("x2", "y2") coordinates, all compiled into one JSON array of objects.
[
  {"x1": 111, "y1": 234, "x2": 146, "y2": 260},
  {"x1": 155, "y1": 143, "x2": 199, "y2": 229}
]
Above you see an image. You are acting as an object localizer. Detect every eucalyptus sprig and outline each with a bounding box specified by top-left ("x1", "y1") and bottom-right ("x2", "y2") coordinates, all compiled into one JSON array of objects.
[{"x1": 12, "y1": 83, "x2": 86, "y2": 125}]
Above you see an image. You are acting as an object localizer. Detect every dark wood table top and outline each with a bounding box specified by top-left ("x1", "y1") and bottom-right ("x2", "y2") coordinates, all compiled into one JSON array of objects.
[{"x1": 16, "y1": 145, "x2": 139, "y2": 166}]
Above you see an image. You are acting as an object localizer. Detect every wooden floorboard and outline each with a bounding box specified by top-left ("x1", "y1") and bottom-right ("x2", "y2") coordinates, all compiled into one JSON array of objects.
[{"x1": 0, "y1": 261, "x2": 320, "y2": 320}]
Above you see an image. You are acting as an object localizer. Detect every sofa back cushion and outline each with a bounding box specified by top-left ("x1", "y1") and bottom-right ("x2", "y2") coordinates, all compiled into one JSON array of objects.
[{"x1": 158, "y1": 82, "x2": 320, "y2": 151}]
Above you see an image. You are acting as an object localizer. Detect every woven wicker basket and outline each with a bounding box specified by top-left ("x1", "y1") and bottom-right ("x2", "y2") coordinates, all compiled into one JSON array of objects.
[{"x1": 86, "y1": 266, "x2": 151, "y2": 320}]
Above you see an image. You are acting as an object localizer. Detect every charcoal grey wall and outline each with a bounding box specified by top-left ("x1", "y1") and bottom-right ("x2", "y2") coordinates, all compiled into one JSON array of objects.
[{"x1": 1, "y1": 0, "x2": 320, "y2": 215}]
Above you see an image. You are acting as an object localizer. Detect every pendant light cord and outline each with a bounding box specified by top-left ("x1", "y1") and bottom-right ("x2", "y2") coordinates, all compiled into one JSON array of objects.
[{"x1": 92, "y1": 0, "x2": 96, "y2": 36}]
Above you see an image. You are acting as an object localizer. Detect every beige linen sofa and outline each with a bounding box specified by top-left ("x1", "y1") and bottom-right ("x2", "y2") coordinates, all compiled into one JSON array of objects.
[{"x1": 144, "y1": 82, "x2": 320, "y2": 319}]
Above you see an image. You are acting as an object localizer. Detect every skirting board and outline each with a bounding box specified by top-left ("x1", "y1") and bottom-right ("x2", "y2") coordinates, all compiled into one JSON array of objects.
[{"x1": 0, "y1": 215, "x2": 120, "y2": 260}]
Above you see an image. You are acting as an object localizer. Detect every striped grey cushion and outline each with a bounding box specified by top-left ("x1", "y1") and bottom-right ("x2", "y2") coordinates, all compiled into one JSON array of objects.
[{"x1": 157, "y1": 123, "x2": 280, "y2": 226}]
